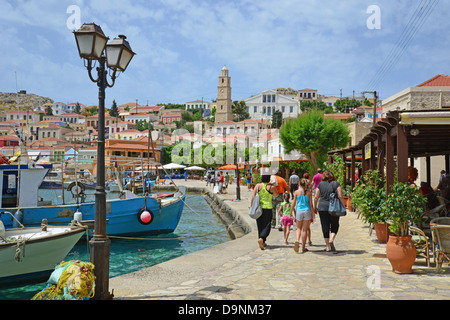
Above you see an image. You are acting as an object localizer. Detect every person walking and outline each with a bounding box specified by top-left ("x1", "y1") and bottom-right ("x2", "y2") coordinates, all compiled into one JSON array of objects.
[
  {"x1": 312, "y1": 168, "x2": 323, "y2": 192},
  {"x1": 206, "y1": 171, "x2": 211, "y2": 186},
  {"x1": 278, "y1": 192, "x2": 293, "y2": 244},
  {"x1": 218, "y1": 171, "x2": 224, "y2": 194},
  {"x1": 303, "y1": 172, "x2": 313, "y2": 245},
  {"x1": 272, "y1": 171, "x2": 290, "y2": 230},
  {"x1": 313, "y1": 169, "x2": 345, "y2": 252},
  {"x1": 251, "y1": 174, "x2": 279, "y2": 250},
  {"x1": 246, "y1": 171, "x2": 253, "y2": 191},
  {"x1": 291, "y1": 178, "x2": 314, "y2": 253},
  {"x1": 289, "y1": 171, "x2": 299, "y2": 200}
]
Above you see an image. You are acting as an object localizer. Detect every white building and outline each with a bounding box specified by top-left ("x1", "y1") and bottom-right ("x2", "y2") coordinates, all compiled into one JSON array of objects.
[
  {"x1": 186, "y1": 100, "x2": 211, "y2": 111},
  {"x1": 244, "y1": 89, "x2": 300, "y2": 121}
]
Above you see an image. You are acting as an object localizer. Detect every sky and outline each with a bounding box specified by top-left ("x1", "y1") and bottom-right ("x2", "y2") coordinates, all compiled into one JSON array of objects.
[{"x1": 0, "y1": 0, "x2": 449, "y2": 109}]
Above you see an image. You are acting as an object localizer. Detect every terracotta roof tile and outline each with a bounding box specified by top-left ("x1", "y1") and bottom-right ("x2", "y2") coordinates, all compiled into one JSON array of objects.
[{"x1": 417, "y1": 74, "x2": 450, "y2": 87}]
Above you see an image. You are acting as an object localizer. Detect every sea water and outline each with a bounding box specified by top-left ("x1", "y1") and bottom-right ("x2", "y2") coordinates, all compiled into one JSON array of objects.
[{"x1": 0, "y1": 193, "x2": 230, "y2": 300}]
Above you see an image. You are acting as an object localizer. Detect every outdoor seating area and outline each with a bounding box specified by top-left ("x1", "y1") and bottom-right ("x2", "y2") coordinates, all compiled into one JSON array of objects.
[{"x1": 330, "y1": 109, "x2": 450, "y2": 271}]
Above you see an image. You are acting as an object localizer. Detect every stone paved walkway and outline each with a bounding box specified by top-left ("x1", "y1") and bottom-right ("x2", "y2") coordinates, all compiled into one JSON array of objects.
[{"x1": 110, "y1": 179, "x2": 450, "y2": 300}]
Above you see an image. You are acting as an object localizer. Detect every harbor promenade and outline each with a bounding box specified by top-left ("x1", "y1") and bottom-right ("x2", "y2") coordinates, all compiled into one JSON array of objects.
[{"x1": 110, "y1": 179, "x2": 450, "y2": 300}]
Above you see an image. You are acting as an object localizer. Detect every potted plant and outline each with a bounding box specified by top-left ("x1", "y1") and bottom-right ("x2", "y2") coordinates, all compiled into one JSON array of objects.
[
  {"x1": 344, "y1": 185, "x2": 353, "y2": 211},
  {"x1": 382, "y1": 182, "x2": 427, "y2": 274},
  {"x1": 351, "y1": 170, "x2": 388, "y2": 243}
]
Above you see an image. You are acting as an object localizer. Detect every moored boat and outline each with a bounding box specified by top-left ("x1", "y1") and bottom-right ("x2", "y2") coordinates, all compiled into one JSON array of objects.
[
  {"x1": 0, "y1": 219, "x2": 86, "y2": 285},
  {"x1": 0, "y1": 163, "x2": 186, "y2": 237}
]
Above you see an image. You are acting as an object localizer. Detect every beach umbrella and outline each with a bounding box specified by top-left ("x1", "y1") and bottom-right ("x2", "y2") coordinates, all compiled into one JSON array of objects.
[
  {"x1": 185, "y1": 166, "x2": 206, "y2": 171},
  {"x1": 219, "y1": 164, "x2": 244, "y2": 170},
  {"x1": 158, "y1": 163, "x2": 186, "y2": 170}
]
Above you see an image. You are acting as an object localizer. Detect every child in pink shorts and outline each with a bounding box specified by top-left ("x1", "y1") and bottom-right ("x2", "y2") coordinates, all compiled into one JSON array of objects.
[{"x1": 278, "y1": 193, "x2": 293, "y2": 244}]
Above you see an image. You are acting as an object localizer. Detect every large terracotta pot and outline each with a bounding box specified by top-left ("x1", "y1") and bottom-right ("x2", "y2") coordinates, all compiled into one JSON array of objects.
[
  {"x1": 374, "y1": 222, "x2": 388, "y2": 243},
  {"x1": 347, "y1": 197, "x2": 352, "y2": 211},
  {"x1": 386, "y1": 235, "x2": 416, "y2": 274}
]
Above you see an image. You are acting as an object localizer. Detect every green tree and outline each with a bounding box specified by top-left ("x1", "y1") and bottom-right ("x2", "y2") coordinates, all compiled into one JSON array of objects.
[
  {"x1": 300, "y1": 100, "x2": 327, "y2": 112},
  {"x1": 280, "y1": 109, "x2": 350, "y2": 172},
  {"x1": 232, "y1": 100, "x2": 250, "y2": 122},
  {"x1": 109, "y1": 100, "x2": 119, "y2": 118},
  {"x1": 74, "y1": 103, "x2": 81, "y2": 114},
  {"x1": 334, "y1": 98, "x2": 362, "y2": 113},
  {"x1": 271, "y1": 110, "x2": 283, "y2": 128},
  {"x1": 45, "y1": 105, "x2": 53, "y2": 116},
  {"x1": 136, "y1": 120, "x2": 149, "y2": 131}
]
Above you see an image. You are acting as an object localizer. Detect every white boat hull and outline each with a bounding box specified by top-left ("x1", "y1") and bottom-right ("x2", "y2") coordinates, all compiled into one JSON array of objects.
[{"x1": 0, "y1": 226, "x2": 86, "y2": 284}]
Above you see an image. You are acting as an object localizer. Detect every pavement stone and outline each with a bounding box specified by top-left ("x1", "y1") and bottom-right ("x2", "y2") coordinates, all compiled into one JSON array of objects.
[{"x1": 109, "y1": 179, "x2": 450, "y2": 300}]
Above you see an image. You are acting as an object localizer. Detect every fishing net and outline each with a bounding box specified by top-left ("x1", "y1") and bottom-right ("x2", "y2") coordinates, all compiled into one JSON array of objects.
[{"x1": 32, "y1": 260, "x2": 95, "y2": 300}]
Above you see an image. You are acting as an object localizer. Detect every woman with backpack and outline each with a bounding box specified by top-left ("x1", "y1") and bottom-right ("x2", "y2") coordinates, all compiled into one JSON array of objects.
[
  {"x1": 313, "y1": 170, "x2": 345, "y2": 252},
  {"x1": 251, "y1": 174, "x2": 279, "y2": 250}
]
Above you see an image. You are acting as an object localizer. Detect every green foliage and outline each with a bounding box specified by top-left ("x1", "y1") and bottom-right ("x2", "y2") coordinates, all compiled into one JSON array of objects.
[
  {"x1": 300, "y1": 100, "x2": 328, "y2": 112},
  {"x1": 158, "y1": 103, "x2": 186, "y2": 110},
  {"x1": 382, "y1": 182, "x2": 427, "y2": 236},
  {"x1": 351, "y1": 170, "x2": 387, "y2": 224},
  {"x1": 45, "y1": 105, "x2": 53, "y2": 116},
  {"x1": 325, "y1": 154, "x2": 346, "y2": 188},
  {"x1": 109, "y1": 100, "x2": 119, "y2": 118},
  {"x1": 232, "y1": 100, "x2": 250, "y2": 122},
  {"x1": 166, "y1": 141, "x2": 266, "y2": 167},
  {"x1": 271, "y1": 110, "x2": 283, "y2": 129},
  {"x1": 280, "y1": 109, "x2": 350, "y2": 171},
  {"x1": 334, "y1": 98, "x2": 362, "y2": 113},
  {"x1": 74, "y1": 103, "x2": 81, "y2": 115}
]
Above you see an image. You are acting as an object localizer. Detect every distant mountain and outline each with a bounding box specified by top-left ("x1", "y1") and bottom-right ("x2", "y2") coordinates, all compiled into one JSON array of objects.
[{"x1": 0, "y1": 92, "x2": 53, "y2": 112}]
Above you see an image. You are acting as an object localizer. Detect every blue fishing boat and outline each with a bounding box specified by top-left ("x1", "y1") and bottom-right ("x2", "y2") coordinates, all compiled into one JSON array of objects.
[{"x1": 0, "y1": 164, "x2": 186, "y2": 236}]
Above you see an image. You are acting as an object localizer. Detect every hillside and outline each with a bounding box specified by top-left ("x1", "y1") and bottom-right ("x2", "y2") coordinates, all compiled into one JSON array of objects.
[{"x1": 0, "y1": 92, "x2": 53, "y2": 113}]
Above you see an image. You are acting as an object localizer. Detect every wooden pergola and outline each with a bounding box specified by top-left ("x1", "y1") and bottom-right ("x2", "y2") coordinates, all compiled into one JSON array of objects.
[{"x1": 329, "y1": 109, "x2": 450, "y2": 194}]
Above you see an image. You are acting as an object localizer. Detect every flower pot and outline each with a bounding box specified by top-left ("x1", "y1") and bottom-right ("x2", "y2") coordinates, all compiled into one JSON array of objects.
[
  {"x1": 347, "y1": 197, "x2": 353, "y2": 211},
  {"x1": 374, "y1": 222, "x2": 388, "y2": 243},
  {"x1": 343, "y1": 196, "x2": 349, "y2": 208},
  {"x1": 385, "y1": 235, "x2": 416, "y2": 274}
]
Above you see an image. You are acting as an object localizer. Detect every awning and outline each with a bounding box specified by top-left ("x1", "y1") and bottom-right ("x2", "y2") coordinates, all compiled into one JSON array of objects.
[{"x1": 400, "y1": 111, "x2": 450, "y2": 125}]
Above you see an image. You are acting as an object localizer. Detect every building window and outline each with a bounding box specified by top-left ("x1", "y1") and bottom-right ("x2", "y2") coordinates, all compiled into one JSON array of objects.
[
  {"x1": 290, "y1": 106, "x2": 294, "y2": 113},
  {"x1": 282, "y1": 106, "x2": 285, "y2": 113},
  {"x1": 254, "y1": 106, "x2": 257, "y2": 113}
]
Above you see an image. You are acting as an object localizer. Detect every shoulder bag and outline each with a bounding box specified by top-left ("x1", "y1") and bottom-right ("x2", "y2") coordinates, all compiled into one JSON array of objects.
[
  {"x1": 249, "y1": 184, "x2": 263, "y2": 219},
  {"x1": 328, "y1": 181, "x2": 347, "y2": 217}
]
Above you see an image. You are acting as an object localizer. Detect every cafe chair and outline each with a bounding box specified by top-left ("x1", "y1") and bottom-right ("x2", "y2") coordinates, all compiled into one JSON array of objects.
[
  {"x1": 431, "y1": 225, "x2": 450, "y2": 270},
  {"x1": 409, "y1": 226, "x2": 431, "y2": 267},
  {"x1": 436, "y1": 196, "x2": 450, "y2": 216}
]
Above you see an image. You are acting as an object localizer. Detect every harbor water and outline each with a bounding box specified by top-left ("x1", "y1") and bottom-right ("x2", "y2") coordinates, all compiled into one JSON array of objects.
[{"x1": 0, "y1": 192, "x2": 231, "y2": 300}]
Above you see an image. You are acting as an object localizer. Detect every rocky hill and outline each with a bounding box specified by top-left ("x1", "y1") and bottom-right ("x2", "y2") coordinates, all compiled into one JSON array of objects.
[
  {"x1": 276, "y1": 88, "x2": 298, "y2": 96},
  {"x1": 0, "y1": 92, "x2": 53, "y2": 113}
]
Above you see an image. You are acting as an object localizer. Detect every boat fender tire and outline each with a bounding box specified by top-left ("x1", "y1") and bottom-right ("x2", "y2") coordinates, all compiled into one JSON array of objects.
[
  {"x1": 67, "y1": 181, "x2": 86, "y2": 194},
  {"x1": 137, "y1": 208, "x2": 154, "y2": 225}
]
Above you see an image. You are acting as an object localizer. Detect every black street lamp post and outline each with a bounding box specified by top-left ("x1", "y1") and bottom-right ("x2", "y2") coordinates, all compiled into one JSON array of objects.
[{"x1": 73, "y1": 23, "x2": 135, "y2": 300}]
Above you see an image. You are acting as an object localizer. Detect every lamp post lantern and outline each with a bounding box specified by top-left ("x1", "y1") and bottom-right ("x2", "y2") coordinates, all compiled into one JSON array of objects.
[{"x1": 74, "y1": 23, "x2": 135, "y2": 300}]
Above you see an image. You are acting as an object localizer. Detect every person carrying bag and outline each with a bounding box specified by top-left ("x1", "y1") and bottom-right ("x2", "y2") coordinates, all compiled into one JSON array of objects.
[
  {"x1": 313, "y1": 170, "x2": 345, "y2": 252},
  {"x1": 328, "y1": 181, "x2": 347, "y2": 217}
]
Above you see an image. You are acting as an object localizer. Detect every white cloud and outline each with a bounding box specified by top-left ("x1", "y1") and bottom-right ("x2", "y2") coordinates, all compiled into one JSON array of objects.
[{"x1": 0, "y1": 0, "x2": 449, "y2": 106}]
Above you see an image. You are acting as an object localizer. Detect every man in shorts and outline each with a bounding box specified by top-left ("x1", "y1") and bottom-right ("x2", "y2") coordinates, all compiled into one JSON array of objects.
[{"x1": 272, "y1": 171, "x2": 290, "y2": 230}]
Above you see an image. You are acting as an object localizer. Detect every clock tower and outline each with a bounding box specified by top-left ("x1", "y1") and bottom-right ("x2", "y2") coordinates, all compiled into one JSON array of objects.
[{"x1": 215, "y1": 66, "x2": 233, "y2": 124}]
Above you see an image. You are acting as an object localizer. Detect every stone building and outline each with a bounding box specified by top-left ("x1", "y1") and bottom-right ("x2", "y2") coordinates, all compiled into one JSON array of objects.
[
  {"x1": 381, "y1": 74, "x2": 450, "y2": 187},
  {"x1": 382, "y1": 74, "x2": 450, "y2": 116}
]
